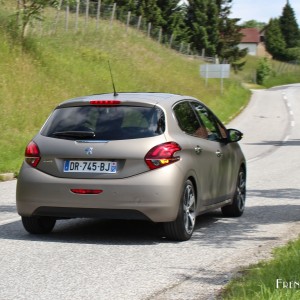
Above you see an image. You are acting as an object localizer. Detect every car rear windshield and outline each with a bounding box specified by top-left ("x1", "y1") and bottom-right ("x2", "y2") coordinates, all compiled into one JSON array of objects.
[{"x1": 41, "y1": 105, "x2": 165, "y2": 140}]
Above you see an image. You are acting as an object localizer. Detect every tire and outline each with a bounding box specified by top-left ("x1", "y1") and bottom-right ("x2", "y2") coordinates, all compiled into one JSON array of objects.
[
  {"x1": 163, "y1": 180, "x2": 196, "y2": 241},
  {"x1": 222, "y1": 167, "x2": 246, "y2": 217},
  {"x1": 22, "y1": 216, "x2": 56, "y2": 234}
]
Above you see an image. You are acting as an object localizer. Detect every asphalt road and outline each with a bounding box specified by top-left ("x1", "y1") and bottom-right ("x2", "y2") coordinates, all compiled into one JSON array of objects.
[{"x1": 1, "y1": 84, "x2": 300, "y2": 300}]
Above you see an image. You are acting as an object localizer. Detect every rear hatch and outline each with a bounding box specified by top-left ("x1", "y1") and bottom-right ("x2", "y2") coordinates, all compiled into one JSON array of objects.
[{"x1": 34, "y1": 102, "x2": 167, "y2": 179}]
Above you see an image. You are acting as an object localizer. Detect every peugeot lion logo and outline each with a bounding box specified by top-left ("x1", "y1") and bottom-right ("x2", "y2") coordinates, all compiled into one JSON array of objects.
[{"x1": 85, "y1": 147, "x2": 93, "y2": 155}]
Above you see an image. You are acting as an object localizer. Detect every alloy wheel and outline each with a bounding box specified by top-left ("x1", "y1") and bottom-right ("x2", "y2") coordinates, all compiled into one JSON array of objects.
[
  {"x1": 236, "y1": 170, "x2": 246, "y2": 211},
  {"x1": 183, "y1": 183, "x2": 196, "y2": 235}
]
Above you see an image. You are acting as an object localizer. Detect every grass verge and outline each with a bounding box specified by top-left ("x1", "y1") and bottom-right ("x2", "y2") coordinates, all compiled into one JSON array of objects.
[{"x1": 221, "y1": 237, "x2": 300, "y2": 299}]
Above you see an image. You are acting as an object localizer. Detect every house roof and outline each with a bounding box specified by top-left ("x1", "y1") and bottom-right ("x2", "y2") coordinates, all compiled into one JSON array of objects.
[{"x1": 240, "y1": 28, "x2": 260, "y2": 43}]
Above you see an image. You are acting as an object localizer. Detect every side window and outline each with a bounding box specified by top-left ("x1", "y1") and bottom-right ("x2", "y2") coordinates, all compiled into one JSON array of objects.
[
  {"x1": 191, "y1": 102, "x2": 222, "y2": 142},
  {"x1": 173, "y1": 102, "x2": 203, "y2": 136}
]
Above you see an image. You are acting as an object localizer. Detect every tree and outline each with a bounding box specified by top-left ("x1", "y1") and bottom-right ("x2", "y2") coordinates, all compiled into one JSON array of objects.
[
  {"x1": 216, "y1": 0, "x2": 247, "y2": 68},
  {"x1": 279, "y1": 1, "x2": 300, "y2": 48},
  {"x1": 205, "y1": 0, "x2": 219, "y2": 56},
  {"x1": 102, "y1": 0, "x2": 136, "y2": 22},
  {"x1": 185, "y1": 0, "x2": 209, "y2": 54},
  {"x1": 136, "y1": 0, "x2": 163, "y2": 28},
  {"x1": 184, "y1": 0, "x2": 219, "y2": 56},
  {"x1": 265, "y1": 18, "x2": 286, "y2": 60},
  {"x1": 157, "y1": 0, "x2": 179, "y2": 34},
  {"x1": 184, "y1": 0, "x2": 246, "y2": 67},
  {"x1": 219, "y1": 17, "x2": 247, "y2": 70},
  {"x1": 256, "y1": 57, "x2": 272, "y2": 85},
  {"x1": 241, "y1": 20, "x2": 266, "y2": 30},
  {"x1": 216, "y1": 0, "x2": 232, "y2": 19},
  {"x1": 17, "y1": 0, "x2": 59, "y2": 39},
  {"x1": 157, "y1": 0, "x2": 189, "y2": 44}
]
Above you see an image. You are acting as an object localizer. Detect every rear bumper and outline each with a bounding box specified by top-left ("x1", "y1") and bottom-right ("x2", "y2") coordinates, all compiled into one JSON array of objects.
[{"x1": 16, "y1": 162, "x2": 185, "y2": 223}]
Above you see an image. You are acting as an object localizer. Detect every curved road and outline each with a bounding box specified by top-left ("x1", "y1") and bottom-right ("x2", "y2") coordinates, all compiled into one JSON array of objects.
[{"x1": 0, "y1": 84, "x2": 300, "y2": 299}]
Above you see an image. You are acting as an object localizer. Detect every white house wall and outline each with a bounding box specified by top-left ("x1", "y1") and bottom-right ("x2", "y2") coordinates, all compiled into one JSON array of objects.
[{"x1": 238, "y1": 43, "x2": 257, "y2": 56}]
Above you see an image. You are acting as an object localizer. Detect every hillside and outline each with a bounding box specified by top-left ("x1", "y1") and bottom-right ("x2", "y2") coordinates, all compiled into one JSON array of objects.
[
  {"x1": 0, "y1": 6, "x2": 254, "y2": 173},
  {"x1": 2, "y1": 3, "x2": 299, "y2": 174}
]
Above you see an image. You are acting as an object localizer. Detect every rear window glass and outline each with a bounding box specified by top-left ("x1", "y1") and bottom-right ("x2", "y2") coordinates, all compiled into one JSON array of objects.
[{"x1": 41, "y1": 105, "x2": 165, "y2": 140}]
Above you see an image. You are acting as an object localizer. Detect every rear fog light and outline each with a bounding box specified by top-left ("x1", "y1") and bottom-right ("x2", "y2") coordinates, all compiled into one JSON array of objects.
[{"x1": 71, "y1": 189, "x2": 103, "y2": 195}]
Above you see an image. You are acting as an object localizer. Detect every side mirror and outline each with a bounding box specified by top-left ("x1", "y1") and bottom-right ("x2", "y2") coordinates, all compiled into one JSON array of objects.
[{"x1": 227, "y1": 129, "x2": 243, "y2": 143}]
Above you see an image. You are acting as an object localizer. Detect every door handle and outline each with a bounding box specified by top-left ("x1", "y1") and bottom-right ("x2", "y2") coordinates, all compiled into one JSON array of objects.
[
  {"x1": 195, "y1": 145, "x2": 202, "y2": 155},
  {"x1": 216, "y1": 150, "x2": 223, "y2": 158}
]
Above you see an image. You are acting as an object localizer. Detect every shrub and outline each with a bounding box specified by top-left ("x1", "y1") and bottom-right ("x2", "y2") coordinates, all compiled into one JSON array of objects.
[{"x1": 256, "y1": 58, "x2": 272, "y2": 85}]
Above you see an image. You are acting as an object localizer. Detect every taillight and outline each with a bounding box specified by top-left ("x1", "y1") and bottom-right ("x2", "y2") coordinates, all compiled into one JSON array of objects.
[
  {"x1": 90, "y1": 100, "x2": 121, "y2": 105},
  {"x1": 145, "y1": 142, "x2": 181, "y2": 170},
  {"x1": 25, "y1": 141, "x2": 41, "y2": 168}
]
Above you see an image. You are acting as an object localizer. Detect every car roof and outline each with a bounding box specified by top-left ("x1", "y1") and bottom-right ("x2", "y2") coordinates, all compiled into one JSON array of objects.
[{"x1": 57, "y1": 92, "x2": 200, "y2": 109}]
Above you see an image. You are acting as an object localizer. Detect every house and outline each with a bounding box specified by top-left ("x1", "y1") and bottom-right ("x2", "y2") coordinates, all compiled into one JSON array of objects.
[{"x1": 238, "y1": 28, "x2": 270, "y2": 57}]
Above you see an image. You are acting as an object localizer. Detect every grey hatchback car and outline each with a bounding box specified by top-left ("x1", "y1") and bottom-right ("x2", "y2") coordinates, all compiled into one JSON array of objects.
[{"x1": 17, "y1": 93, "x2": 246, "y2": 241}]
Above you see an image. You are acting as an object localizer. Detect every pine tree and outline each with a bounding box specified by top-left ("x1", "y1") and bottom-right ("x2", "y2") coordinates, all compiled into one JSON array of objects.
[
  {"x1": 157, "y1": 0, "x2": 180, "y2": 35},
  {"x1": 279, "y1": 1, "x2": 300, "y2": 48},
  {"x1": 241, "y1": 20, "x2": 266, "y2": 30},
  {"x1": 106, "y1": 0, "x2": 136, "y2": 23},
  {"x1": 216, "y1": 0, "x2": 247, "y2": 68},
  {"x1": 219, "y1": 18, "x2": 247, "y2": 68},
  {"x1": 206, "y1": 0, "x2": 219, "y2": 56},
  {"x1": 215, "y1": 0, "x2": 232, "y2": 19},
  {"x1": 157, "y1": 0, "x2": 179, "y2": 31},
  {"x1": 265, "y1": 18, "x2": 286, "y2": 60},
  {"x1": 157, "y1": 0, "x2": 189, "y2": 44},
  {"x1": 136, "y1": 0, "x2": 163, "y2": 28},
  {"x1": 185, "y1": 0, "x2": 209, "y2": 54}
]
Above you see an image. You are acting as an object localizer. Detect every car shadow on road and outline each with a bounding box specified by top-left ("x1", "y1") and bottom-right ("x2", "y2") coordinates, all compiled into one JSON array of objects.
[
  {"x1": 248, "y1": 188, "x2": 300, "y2": 199},
  {"x1": 0, "y1": 188, "x2": 299, "y2": 246},
  {"x1": 0, "y1": 213, "x2": 220, "y2": 245}
]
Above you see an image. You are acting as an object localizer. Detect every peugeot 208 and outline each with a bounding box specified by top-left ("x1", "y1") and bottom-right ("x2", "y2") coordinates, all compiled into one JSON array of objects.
[{"x1": 17, "y1": 93, "x2": 246, "y2": 241}]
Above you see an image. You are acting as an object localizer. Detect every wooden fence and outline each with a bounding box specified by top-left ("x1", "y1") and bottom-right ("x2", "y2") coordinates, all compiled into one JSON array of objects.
[{"x1": 28, "y1": 0, "x2": 206, "y2": 58}]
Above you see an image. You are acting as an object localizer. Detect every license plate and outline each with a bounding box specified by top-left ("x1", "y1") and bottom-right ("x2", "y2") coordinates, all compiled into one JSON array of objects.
[{"x1": 64, "y1": 160, "x2": 117, "y2": 173}]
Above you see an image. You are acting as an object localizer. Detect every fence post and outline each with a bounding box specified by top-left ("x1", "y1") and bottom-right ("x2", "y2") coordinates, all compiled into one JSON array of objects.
[
  {"x1": 158, "y1": 27, "x2": 162, "y2": 43},
  {"x1": 147, "y1": 22, "x2": 151, "y2": 37},
  {"x1": 17, "y1": 0, "x2": 20, "y2": 27},
  {"x1": 75, "y1": 0, "x2": 80, "y2": 32},
  {"x1": 169, "y1": 33, "x2": 174, "y2": 48},
  {"x1": 137, "y1": 16, "x2": 142, "y2": 30},
  {"x1": 187, "y1": 43, "x2": 191, "y2": 55},
  {"x1": 126, "y1": 11, "x2": 131, "y2": 32},
  {"x1": 110, "y1": 3, "x2": 116, "y2": 28},
  {"x1": 53, "y1": 0, "x2": 63, "y2": 34},
  {"x1": 179, "y1": 42, "x2": 183, "y2": 53},
  {"x1": 96, "y1": 0, "x2": 101, "y2": 30},
  {"x1": 85, "y1": 0, "x2": 90, "y2": 28},
  {"x1": 65, "y1": 1, "x2": 69, "y2": 32}
]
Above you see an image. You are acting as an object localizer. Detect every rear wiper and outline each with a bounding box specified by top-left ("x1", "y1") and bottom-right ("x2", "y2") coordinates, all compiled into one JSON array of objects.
[{"x1": 52, "y1": 131, "x2": 95, "y2": 138}]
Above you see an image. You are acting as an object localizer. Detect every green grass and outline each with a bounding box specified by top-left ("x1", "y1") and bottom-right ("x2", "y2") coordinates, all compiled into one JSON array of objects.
[
  {"x1": 221, "y1": 237, "x2": 300, "y2": 299},
  {"x1": 233, "y1": 55, "x2": 300, "y2": 87}
]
